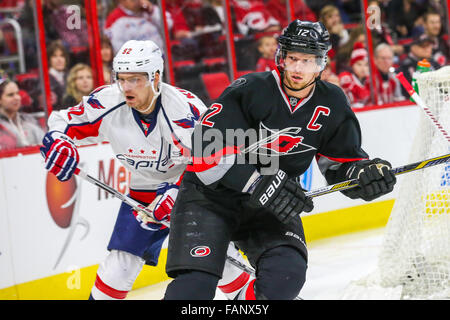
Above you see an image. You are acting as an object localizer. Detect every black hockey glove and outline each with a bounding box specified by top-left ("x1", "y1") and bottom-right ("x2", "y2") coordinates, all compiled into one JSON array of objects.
[
  {"x1": 342, "y1": 158, "x2": 396, "y2": 201},
  {"x1": 248, "y1": 169, "x2": 314, "y2": 223}
]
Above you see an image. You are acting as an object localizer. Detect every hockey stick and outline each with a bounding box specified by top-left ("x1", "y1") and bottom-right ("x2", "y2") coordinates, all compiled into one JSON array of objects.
[
  {"x1": 73, "y1": 168, "x2": 257, "y2": 268},
  {"x1": 73, "y1": 167, "x2": 259, "y2": 291},
  {"x1": 229, "y1": 153, "x2": 450, "y2": 280},
  {"x1": 73, "y1": 167, "x2": 167, "y2": 227},
  {"x1": 396, "y1": 72, "x2": 450, "y2": 143},
  {"x1": 74, "y1": 153, "x2": 450, "y2": 263},
  {"x1": 305, "y1": 153, "x2": 450, "y2": 197},
  {"x1": 73, "y1": 154, "x2": 449, "y2": 301}
]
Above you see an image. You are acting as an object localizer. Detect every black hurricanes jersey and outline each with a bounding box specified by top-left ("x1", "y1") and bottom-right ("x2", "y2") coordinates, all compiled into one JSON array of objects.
[{"x1": 186, "y1": 69, "x2": 369, "y2": 193}]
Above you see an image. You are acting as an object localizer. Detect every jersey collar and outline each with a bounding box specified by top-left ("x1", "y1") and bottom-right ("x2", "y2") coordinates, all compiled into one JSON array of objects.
[
  {"x1": 271, "y1": 69, "x2": 315, "y2": 114},
  {"x1": 131, "y1": 95, "x2": 162, "y2": 137}
]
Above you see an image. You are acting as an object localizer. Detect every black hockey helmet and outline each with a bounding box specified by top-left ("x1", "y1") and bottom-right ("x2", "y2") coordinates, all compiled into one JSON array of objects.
[{"x1": 276, "y1": 20, "x2": 332, "y2": 71}]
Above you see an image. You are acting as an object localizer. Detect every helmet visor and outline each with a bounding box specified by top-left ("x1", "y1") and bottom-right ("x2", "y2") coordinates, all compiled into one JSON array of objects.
[
  {"x1": 276, "y1": 49, "x2": 325, "y2": 73},
  {"x1": 115, "y1": 73, "x2": 151, "y2": 92}
]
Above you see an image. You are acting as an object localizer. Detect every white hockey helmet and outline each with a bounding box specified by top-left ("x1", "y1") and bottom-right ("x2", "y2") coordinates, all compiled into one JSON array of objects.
[
  {"x1": 113, "y1": 40, "x2": 164, "y2": 112},
  {"x1": 113, "y1": 39, "x2": 164, "y2": 84}
]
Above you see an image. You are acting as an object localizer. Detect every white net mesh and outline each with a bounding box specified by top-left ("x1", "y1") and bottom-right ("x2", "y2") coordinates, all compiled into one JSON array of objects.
[{"x1": 342, "y1": 66, "x2": 450, "y2": 300}]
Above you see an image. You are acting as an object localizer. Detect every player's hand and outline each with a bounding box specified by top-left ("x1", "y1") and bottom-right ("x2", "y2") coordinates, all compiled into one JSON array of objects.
[
  {"x1": 343, "y1": 158, "x2": 396, "y2": 201},
  {"x1": 248, "y1": 169, "x2": 314, "y2": 223},
  {"x1": 133, "y1": 182, "x2": 178, "y2": 231},
  {"x1": 152, "y1": 182, "x2": 178, "y2": 224},
  {"x1": 40, "y1": 131, "x2": 79, "y2": 182}
]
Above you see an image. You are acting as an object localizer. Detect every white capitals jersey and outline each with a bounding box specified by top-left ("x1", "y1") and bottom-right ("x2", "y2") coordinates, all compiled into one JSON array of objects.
[{"x1": 47, "y1": 82, "x2": 207, "y2": 201}]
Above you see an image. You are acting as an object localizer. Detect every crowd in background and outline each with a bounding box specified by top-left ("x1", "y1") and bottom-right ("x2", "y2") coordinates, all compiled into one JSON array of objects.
[{"x1": 0, "y1": 0, "x2": 449, "y2": 151}]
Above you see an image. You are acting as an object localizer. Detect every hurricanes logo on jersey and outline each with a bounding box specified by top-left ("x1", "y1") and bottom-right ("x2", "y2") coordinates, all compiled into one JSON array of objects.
[
  {"x1": 253, "y1": 122, "x2": 316, "y2": 155},
  {"x1": 261, "y1": 135, "x2": 303, "y2": 153}
]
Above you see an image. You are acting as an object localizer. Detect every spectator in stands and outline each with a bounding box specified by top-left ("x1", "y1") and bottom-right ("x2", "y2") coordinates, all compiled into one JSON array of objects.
[
  {"x1": 339, "y1": 0, "x2": 362, "y2": 23},
  {"x1": 167, "y1": 0, "x2": 224, "y2": 58},
  {"x1": 169, "y1": 0, "x2": 221, "y2": 37},
  {"x1": 372, "y1": 43, "x2": 404, "y2": 105},
  {"x1": 321, "y1": 59, "x2": 340, "y2": 87},
  {"x1": 104, "y1": 0, "x2": 167, "y2": 54},
  {"x1": 43, "y1": 0, "x2": 89, "y2": 52},
  {"x1": 426, "y1": 0, "x2": 447, "y2": 23},
  {"x1": 397, "y1": 28, "x2": 441, "y2": 97},
  {"x1": 204, "y1": 0, "x2": 225, "y2": 25},
  {"x1": 305, "y1": 0, "x2": 353, "y2": 23},
  {"x1": 423, "y1": 10, "x2": 449, "y2": 66},
  {"x1": 100, "y1": 34, "x2": 114, "y2": 84},
  {"x1": 231, "y1": 0, "x2": 281, "y2": 35},
  {"x1": 266, "y1": 0, "x2": 316, "y2": 28},
  {"x1": 16, "y1": 0, "x2": 39, "y2": 71},
  {"x1": 0, "y1": 79, "x2": 44, "y2": 150},
  {"x1": 255, "y1": 34, "x2": 278, "y2": 72},
  {"x1": 165, "y1": 1, "x2": 191, "y2": 40},
  {"x1": 386, "y1": 0, "x2": 424, "y2": 38},
  {"x1": 319, "y1": 5, "x2": 349, "y2": 60},
  {"x1": 338, "y1": 42, "x2": 371, "y2": 108},
  {"x1": 47, "y1": 40, "x2": 69, "y2": 111},
  {"x1": 335, "y1": 24, "x2": 365, "y2": 74},
  {"x1": 62, "y1": 64, "x2": 94, "y2": 107},
  {"x1": 366, "y1": 0, "x2": 404, "y2": 58}
]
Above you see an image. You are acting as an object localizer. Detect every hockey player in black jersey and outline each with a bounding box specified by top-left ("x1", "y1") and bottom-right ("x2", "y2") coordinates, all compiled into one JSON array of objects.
[{"x1": 163, "y1": 20, "x2": 397, "y2": 300}]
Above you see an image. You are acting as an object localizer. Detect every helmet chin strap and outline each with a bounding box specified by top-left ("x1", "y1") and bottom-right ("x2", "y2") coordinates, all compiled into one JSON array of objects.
[{"x1": 139, "y1": 80, "x2": 161, "y2": 114}]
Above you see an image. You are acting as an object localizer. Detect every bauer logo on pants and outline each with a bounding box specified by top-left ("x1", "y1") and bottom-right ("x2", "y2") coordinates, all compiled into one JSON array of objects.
[{"x1": 190, "y1": 246, "x2": 211, "y2": 257}]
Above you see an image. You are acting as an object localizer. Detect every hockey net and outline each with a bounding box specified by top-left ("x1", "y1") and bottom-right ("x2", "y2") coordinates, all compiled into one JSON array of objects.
[{"x1": 342, "y1": 66, "x2": 450, "y2": 300}]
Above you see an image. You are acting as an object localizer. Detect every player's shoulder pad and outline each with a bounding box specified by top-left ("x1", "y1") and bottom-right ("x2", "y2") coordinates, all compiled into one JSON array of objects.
[
  {"x1": 227, "y1": 71, "x2": 273, "y2": 91},
  {"x1": 217, "y1": 71, "x2": 274, "y2": 104},
  {"x1": 317, "y1": 80, "x2": 353, "y2": 111},
  {"x1": 160, "y1": 83, "x2": 208, "y2": 130}
]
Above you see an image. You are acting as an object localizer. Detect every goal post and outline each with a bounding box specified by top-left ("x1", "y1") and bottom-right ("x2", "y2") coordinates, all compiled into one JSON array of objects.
[{"x1": 342, "y1": 66, "x2": 450, "y2": 300}]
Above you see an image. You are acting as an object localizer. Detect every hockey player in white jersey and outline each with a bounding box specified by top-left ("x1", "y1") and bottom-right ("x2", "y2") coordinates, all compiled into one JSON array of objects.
[{"x1": 40, "y1": 40, "x2": 254, "y2": 300}]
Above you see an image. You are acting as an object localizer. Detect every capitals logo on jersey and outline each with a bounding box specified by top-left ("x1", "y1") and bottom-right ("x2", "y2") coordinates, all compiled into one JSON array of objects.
[
  {"x1": 173, "y1": 103, "x2": 201, "y2": 128},
  {"x1": 86, "y1": 86, "x2": 108, "y2": 109},
  {"x1": 249, "y1": 122, "x2": 316, "y2": 155},
  {"x1": 87, "y1": 96, "x2": 104, "y2": 109}
]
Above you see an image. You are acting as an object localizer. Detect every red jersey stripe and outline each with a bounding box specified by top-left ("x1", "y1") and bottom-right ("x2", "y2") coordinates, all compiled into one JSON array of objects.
[
  {"x1": 66, "y1": 120, "x2": 102, "y2": 141},
  {"x1": 187, "y1": 145, "x2": 241, "y2": 172},
  {"x1": 129, "y1": 189, "x2": 157, "y2": 204}
]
